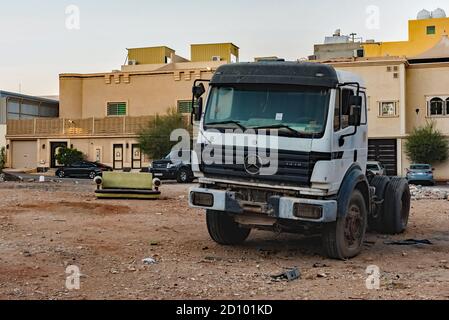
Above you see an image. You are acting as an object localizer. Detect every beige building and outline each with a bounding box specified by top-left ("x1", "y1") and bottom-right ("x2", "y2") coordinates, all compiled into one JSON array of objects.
[
  {"x1": 5, "y1": 43, "x2": 238, "y2": 170},
  {"x1": 325, "y1": 35, "x2": 449, "y2": 179}
]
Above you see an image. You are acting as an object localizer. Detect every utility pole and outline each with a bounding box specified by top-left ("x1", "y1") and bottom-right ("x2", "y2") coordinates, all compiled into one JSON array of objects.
[{"x1": 349, "y1": 33, "x2": 357, "y2": 43}]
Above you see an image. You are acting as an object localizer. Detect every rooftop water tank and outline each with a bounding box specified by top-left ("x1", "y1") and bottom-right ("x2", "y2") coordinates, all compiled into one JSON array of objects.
[
  {"x1": 432, "y1": 8, "x2": 447, "y2": 19},
  {"x1": 417, "y1": 9, "x2": 432, "y2": 20}
]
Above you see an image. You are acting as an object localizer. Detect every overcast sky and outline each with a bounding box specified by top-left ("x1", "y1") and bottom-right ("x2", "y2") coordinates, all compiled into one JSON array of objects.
[{"x1": 0, "y1": 0, "x2": 448, "y2": 95}]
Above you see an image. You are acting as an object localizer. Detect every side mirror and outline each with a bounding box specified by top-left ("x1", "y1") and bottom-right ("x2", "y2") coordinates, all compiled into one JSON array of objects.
[
  {"x1": 349, "y1": 95, "x2": 362, "y2": 107},
  {"x1": 192, "y1": 83, "x2": 206, "y2": 99},
  {"x1": 348, "y1": 96, "x2": 362, "y2": 127},
  {"x1": 194, "y1": 97, "x2": 203, "y2": 122},
  {"x1": 348, "y1": 105, "x2": 362, "y2": 127}
]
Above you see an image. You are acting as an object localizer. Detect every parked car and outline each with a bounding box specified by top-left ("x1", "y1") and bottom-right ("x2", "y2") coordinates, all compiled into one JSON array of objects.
[
  {"x1": 150, "y1": 151, "x2": 194, "y2": 183},
  {"x1": 55, "y1": 161, "x2": 113, "y2": 179},
  {"x1": 406, "y1": 164, "x2": 435, "y2": 185},
  {"x1": 367, "y1": 161, "x2": 387, "y2": 176}
]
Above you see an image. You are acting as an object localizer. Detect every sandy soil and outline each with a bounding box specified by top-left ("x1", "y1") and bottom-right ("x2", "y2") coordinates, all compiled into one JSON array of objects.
[{"x1": 0, "y1": 181, "x2": 448, "y2": 300}]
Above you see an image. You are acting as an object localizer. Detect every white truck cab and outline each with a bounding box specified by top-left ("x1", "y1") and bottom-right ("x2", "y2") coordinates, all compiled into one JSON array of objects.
[{"x1": 188, "y1": 62, "x2": 410, "y2": 259}]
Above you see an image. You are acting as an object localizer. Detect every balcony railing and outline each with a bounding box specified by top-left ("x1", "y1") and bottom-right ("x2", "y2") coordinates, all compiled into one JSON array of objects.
[{"x1": 6, "y1": 116, "x2": 157, "y2": 137}]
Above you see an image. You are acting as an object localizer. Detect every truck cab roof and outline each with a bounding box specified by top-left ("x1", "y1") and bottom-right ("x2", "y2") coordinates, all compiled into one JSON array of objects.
[{"x1": 211, "y1": 61, "x2": 365, "y2": 89}]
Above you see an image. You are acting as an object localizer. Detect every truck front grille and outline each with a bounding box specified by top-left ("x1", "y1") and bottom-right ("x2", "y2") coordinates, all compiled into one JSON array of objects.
[{"x1": 201, "y1": 147, "x2": 333, "y2": 187}]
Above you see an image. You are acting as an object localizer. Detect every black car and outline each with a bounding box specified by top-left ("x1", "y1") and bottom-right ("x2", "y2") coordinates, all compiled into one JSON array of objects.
[
  {"x1": 150, "y1": 152, "x2": 194, "y2": 183},
  {"x1": 55, "y1": 161, "x2": 113, "y2": 179}
]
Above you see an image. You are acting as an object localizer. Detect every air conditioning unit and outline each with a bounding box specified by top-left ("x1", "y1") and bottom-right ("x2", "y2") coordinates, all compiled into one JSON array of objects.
[
  {"x1": 212, "y1": 56, "x2": 222, "y2": 62},
  {"x1": 128, "y1": 60, "x2": 138, "y2": 66}
]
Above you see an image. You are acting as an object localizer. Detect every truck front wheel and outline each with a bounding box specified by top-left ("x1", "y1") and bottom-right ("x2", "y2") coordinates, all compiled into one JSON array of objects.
[
  {"x1": 322, "y1": 190, "x2": 368, "y2": 260},
  {"x1": 206, "y1": 210, "x2": 251, "y2": 245}
]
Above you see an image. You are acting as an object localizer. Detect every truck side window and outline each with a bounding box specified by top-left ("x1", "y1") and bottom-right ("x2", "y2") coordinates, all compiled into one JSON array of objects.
[
  {"x1": 341, "y1": 88, "x2": 354, "y2": 129},
  {"x1": 334, "y1": 89, "x2": 341, "y2": 132}
]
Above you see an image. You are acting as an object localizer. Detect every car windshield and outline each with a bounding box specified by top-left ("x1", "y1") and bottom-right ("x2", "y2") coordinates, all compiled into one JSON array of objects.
[
  {"x1": 411, "y1": 165, "x2": 431, "y2": 170},
  {"x1": 204, "y1": 85, "x2": 330, "y2": 137},
  {"x1": 367, "y1": 164, "x2": 378, "y2": 170}
]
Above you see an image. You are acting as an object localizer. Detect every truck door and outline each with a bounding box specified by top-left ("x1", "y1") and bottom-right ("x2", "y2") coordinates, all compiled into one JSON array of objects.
[{"x1": 332, "y1": 87, "x2": 368, "y2": 176}]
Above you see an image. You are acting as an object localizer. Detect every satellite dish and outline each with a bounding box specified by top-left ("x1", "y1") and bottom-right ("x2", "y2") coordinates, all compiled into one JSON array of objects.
[
  {"x1": 417, "y1": 9, "x2": 431, "y2": 20},
  {"x1": 432, "y1": 8, "x2": 447, "y2": 19}
]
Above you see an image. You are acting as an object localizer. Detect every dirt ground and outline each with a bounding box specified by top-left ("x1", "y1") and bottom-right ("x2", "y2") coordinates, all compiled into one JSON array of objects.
[{"x1": 0, "y1": 181, "x2": 448, "y2": 300}]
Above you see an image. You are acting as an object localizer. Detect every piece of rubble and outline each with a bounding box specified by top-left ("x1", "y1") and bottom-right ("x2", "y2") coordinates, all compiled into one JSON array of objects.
[
  {"x1": 409, "y1": 185, "x2": 447, "y2": 200},
  {"x1": 142, "y1": 257, "x2": 157, "y2": 265},
  {"x1": 271, "y1": 267, "x2": 301, "y2": 282}
]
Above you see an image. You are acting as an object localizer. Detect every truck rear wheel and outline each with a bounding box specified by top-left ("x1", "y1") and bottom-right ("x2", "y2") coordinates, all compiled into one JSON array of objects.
[
  {"x1": 380, "y1": 177, "x2": 411, "y2": 234},
  {"x1": 206, "y1": 210, "x2": 251, "y2": 245},
  {"x1": 368, "y1": 176, "x2": 390, "y2": 232},
  {"x1": 322, "y1": 190, "x2": 367, "y2": 260}
]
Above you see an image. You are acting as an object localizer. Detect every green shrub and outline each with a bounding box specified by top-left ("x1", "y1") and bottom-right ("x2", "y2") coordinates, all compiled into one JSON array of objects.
[
  {"x1": 138, "y1": 108, "x2": 192, "y2": 160},
  {"x1": 0, "y1": 147, "x2": 6, "y2": 173},
  {"x1": 55, "y1": 147, "x2": 84, "y2": 166},
  {"x1": 405, "y1": 121, "x2": 449, "y2": 165}
]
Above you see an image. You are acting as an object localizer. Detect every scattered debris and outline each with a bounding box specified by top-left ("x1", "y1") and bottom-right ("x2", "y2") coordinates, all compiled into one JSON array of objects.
[
  {"x1": 0, "y1": 172, "x2": 23, "y2": 182},
  {"x1": 22, "y1": 251, "x2": 32, "y2": 257},
  {"x1": 142, "y1": 257, "x2": 157, "y2": 265},
  {"x1": 384, "y1": 239, "x2": 433, "y2": 246},
  {"x1": 150, "y1": 241, "x2": 159, "y2": 246},
  {"x1": 316, "y1": 273, "x2": 328, "y2": 278},
  {"x1": 271, "y1": 267, "x2": 301, "y2": 282},
  {"x1": 313, "y1": 262, "x2": 329, "y2": 268},
  {"x1": 409, "y1": 185, "x2": 447, "y2": 200}
]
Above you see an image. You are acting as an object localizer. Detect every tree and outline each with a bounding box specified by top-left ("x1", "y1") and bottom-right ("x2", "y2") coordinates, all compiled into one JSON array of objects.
[
  {"x1": 405, "y1": 121, "x2": 449, "y2": 165},
  {"x1": 138, "y1": 108, "x2": 192, "y2": 160},
  {"x1": 55, "y1": 147, "x2": 84, "y2": 166},
  {"x1": 0, "y1": 147, "x2": 6, "y2": 173}
]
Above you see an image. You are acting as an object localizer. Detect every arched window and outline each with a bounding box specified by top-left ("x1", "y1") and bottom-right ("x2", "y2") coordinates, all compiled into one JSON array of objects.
[
  {"x1": 430, "y1": 97, "x2": 444, "y2": 116},
  {"x1": 446, "y1": 98, "x2": 449, "y2": 115}
]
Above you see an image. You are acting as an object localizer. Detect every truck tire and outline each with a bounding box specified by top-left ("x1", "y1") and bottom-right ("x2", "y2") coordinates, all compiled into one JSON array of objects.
[
  {"x1": 380, "y1": 177, "x2": 411, "y2": 234},
  {"x1": 206, "y1": 210, "x2": 251, "y2": 245},
  {"x1": 322, "y1": 190, "x2": 367, "y2": 260},
  {"x1": 368, "y1": 176, "x2": 390, "y2": 232}
]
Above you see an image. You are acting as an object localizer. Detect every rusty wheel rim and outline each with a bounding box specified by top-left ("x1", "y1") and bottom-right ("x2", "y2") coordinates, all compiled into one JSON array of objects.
[{"x1": 344, "y1": 204, "x2": 363, "y2": 249}]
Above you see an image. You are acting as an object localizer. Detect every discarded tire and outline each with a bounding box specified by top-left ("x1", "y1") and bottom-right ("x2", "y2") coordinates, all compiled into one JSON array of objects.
[
  {"x1": 368, "y1": 175, "x2": 390, "y2": 231},
  {"x1": 381, "y1": 177, "x2": 411, "y2": 234},
  {"x1": 206, "y1": 210, "x2": 251, "y2": 245}
]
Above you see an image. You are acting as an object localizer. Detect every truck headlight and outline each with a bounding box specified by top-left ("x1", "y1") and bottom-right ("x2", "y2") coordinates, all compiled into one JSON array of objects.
[
  {"x1": 191, "y1": 192, "x2": 214, "y2": 207},
  {"x1": 293, "y1": 203, "x2": 323, "y2": 220}
]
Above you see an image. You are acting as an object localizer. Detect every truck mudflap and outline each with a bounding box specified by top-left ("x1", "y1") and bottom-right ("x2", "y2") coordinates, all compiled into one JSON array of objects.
[{"x1": 189, "y1": 187, "x2": 338, "y2": 223}]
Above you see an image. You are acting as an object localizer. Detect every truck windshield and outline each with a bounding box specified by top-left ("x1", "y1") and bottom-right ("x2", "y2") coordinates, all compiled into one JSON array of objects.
[{"x1": 204, "y1": 85, "x2": 330, "y2": 137}]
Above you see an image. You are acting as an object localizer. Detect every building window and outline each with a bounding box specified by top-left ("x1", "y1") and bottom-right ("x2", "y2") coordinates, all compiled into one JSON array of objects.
[
  {"x1": 427, "y1": 26, "x2": 436, "y2": 35},
  {"x1": 379, "y1": 101, "x2": 398, "y2": 117},
  {"x1": 107, "y1": 102, "x2": 127, "y2": 116},
  {"x1": 429, "y1": 97, "x2": 444, "y2": 116},
  {"x1": 177, "y1": 100, "x2": 195, "y2": 114}
]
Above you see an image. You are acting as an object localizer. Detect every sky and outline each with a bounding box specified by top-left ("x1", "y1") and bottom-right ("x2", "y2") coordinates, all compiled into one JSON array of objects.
[{"x1": 0, "y1": 0, "x2": 448, "y2": 96}]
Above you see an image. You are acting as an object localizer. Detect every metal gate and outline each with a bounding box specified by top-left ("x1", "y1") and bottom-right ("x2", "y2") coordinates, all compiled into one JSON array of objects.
[{"x1": 368, "y1": 139, "x2": 398, "y2": 176}]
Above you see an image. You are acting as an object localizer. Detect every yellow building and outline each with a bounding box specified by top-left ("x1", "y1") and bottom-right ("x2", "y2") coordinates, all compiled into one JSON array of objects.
[
  {"x1": 364, "y1": 8, "x2": 449, "y2": 58},
  {"x1": 5, "y1": 43, "x2": 238, "y2": 170},
  {"x1": 327, "y1": 35, "x2": 449, "y2": 179}
]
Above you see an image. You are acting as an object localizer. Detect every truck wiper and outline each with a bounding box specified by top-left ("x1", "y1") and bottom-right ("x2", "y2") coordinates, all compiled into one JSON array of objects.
[
  {"x1": 206, "y1": 120, "x2": 247, "y2": 131},
  {"x1": 252, "y1": 124, "x2": 303, "y2": 137}
]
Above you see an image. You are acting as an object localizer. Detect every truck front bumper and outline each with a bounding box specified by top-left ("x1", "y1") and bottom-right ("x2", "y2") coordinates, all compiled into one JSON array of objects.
[{"x1": 189, "y1": 187, "x2": 338, "y2": 223}]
